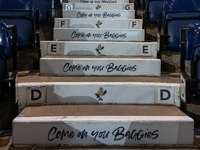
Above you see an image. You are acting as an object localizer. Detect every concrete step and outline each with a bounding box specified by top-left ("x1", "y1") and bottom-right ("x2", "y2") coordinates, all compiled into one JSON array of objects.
[
  {"x1": 63, "y1": 3, "x2": 134, "y2": 10},
  {"x1": 18, "y1": 80, "x2": 179, "y2": 107},
  {"x1": 16, "y1": 72, "x2": 180, "y2": 112},
  {"x1": 12, "y1": 105, "x2": 193, "y2": 146},
  {"x1": 53, "y1": 28, "x2": 144, "y2": 41},
  {"x1": 40, "y1": 56, "x2": 160, "y2": 76},
  {"x1": 62, "y1": 10, "x2": 135, "y2": 19},
  {"x1": 66, "y1": 0, "x2": 130, "y2": 3},
  {"x1": 54, "y1": 18, "x2": 142, "y2": 29},
  {"x1": 40, "y1": 41, "x2": 157, "y2": 57}
]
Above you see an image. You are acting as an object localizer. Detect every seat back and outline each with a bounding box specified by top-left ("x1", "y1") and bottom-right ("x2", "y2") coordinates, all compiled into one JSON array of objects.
[
  {"x1": 33, "y1": 0, "x2": 54, "y2": 21},
  {"x1": 145, "y1": 0, "x2": 164, "y2": 23},
  {"x1": 190, "y1": 45, "x2": 200, "y2": 98},
  {"x1": 0, "y1": 22, "x2": 11, "y2": 99},
  {"x1": 0, "y1": 0, "x2": 35, "y2": 48},
  {"x1": 54, "y1": 0, "x2": 62, "y2": 5},
  {"x1": 185, "y1": 23, "x2": 200, "y2": 60},
  {"x1": 162, "y1": 0, "x2": 200, "y2": 50}
]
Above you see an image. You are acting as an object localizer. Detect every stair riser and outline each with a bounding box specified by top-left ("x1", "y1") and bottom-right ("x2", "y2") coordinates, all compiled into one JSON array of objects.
[
  {"x1": 53, "y1": 29, "x2": 144, "y2": 41},
  {"x1": 63, "y1": 3, "x2": 134, "y2": 10},
  {"x1": 62, "y1": 10, "x2": 135, "y2": 19},
  {"x1": 40, "y1": 58, "x2": 160, "y2": 76},
  {"x1": 54, "y1": 18, "x2": 142, "y2": 29},
  {"x1": 17, "y1": 82, "x2": 179, "y2": 111},
  {"x1": 66, "y1": 0, "x2": 130, "y2": 3},
  {"x1": 41, "y1": 41, "x2": 157, "y2": 57},
  {"x1": 13, "y1": 116, "x2": 193, "y2": 145}
]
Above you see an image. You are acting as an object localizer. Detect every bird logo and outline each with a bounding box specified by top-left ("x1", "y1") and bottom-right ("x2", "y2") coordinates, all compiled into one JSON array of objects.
[
  {"x1": 95, "y1": 87, "x2": 107, "y2": 101},
  {"x1": 96, "y1": 20, "x2": 102, "y2": 28},
  {"x1": 96, "y1": 4, "x2": 101, "y2": 10},
  {"x1": 95, "y1": 44, "x2": 104, "y2": 55}
]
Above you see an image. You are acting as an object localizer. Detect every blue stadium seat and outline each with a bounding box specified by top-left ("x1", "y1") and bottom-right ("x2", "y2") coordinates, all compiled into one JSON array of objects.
[
  {"x1": 185, "y1": 23, "x2": 200, "y2": 60},
  {"x1": 0, "y1": 22, "x2": 11, "y2": 99},
  {"x1": 0, "y1": 0, "x2": 40, "y2": 49},
  {"x1": 33, "y1": 0, "x2": 55, "y2": 21},
  {"x1": 143, "y1": 0, "x2": 164, "y2": 24},
  {"x1": 0, "y1": 0, "x2": 40, "y2": 70},
  {"x1": 180, "y1": 25, "x2": 200, "y2": 104},
  {"x1": 54, "y1": 0, "x2": 62, "y2": 6},
  {"x1": 159, "y1": 0, "x2": 200, "y2": 51},
  {"x1": 0, "y1": 22, "x2": 18, "y2": 133}
]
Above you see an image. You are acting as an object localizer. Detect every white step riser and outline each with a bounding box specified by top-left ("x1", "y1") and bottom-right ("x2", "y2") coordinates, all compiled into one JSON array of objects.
[
  {"x1": 62, "y1": 10, "x2": 135, "y2": 19},
  {"x1": 53, "y1": 29, "x2": 144, "y2": 41},
  {"x1": 17, "y1": 82, "x2": 180, "y2": 110},
  {"x1": 13, "y1": 116, "x2": 193, "y2": 146},
  {"x1": 41, "y1": 41, "x2": 158, "y2": 57},
  {"x1": 66, "y1": 0, "x2": 130, "y2": 3},
  {"x1": 63, "y1": 3, "x2": 134, "y2": 10},
  {"x1": 54, "y1": 18, "x2": 142, "y2": 29},
  {"x1": 40, "y1": 58, "x2": 160, "y2": 76}
]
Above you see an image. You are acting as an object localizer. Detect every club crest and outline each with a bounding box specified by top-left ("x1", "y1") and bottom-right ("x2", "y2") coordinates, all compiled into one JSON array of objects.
[
  {"x1": 96, "y1": 4, "x2": 101, "y2": 10},
  {"x1": 95, "y1": 87, "x2": 107, "y2": 101},
  {"x1": 95, "y1": 44, "x2": 104, "y2": 54},
  {"x1": 96, "y1": 20, "x2": 102, "y2": 28}
]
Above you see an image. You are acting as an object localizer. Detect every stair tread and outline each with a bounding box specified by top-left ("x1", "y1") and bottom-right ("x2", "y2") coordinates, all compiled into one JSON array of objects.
[
  {"x1": 17, "y1": 105, "x2": 186, "y2": 117},
  {"x1": 17, "y1": 72, "x2": 179, "y2": 83}
]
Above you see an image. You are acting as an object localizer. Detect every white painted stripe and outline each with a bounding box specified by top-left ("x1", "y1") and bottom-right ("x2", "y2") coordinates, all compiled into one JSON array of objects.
[
  {"x1": 66, "y1": 0, "x2": 130, "y2": 3},
  {"x1": 18, "y1": 82, "x2": 180, "y2": 86},
  {"x1": 62, "y1": 10, "x2": 135, "y2": 19},
  {"x1": 53, "y1": 28, "x2": 144, "y2": 41},
  {"x1": 13, "y1": 116, "x2": 193, "y2": 123},
  {"x1": 63, "y1": 3, "x2": 134, "y2": 10},
  {"x1": 54, "y1": 18, "x2": 142, "y2": 29}
]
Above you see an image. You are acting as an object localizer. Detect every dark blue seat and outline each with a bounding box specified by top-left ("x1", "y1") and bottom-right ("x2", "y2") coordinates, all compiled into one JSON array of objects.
[
  {"x1": 160, "y1": 0, "x2": 200, "y2": 51},
  {"x1": 0, "y1": 22, "x2": 11, "y2": 99},
  {"x1": 180, "y1": 25, "x2": 200, "y2": 104},
  {"x1": 144, "y1": 0, "x2": 164, "y2": 24},
  {"x1": 185, "y1": 23, "x2": 200, "y2": 60},
  {"x1": 54, "y1": 0, "x2": 62, "y2": 6},
  {"x1": 0, "y1": 0, "x2": 39, "y2": 48},
  {"x1": 33, "y1": 0, "x2": 54, "y2": 21}
]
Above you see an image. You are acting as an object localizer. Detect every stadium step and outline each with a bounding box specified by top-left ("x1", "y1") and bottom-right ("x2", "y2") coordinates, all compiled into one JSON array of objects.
[
  {"x1": 40, "y1": 56, "x2": 160, "y2": 76},
  {"x1": 40, "y1": 41, "x2": 157, "y2": 57},
  {"x1": 17, "y1": 78, "x2": 179, "y2": 106},
  {"x1": 54, "y1": 18, "x2": 143, "y2": 29},
  {"x1": 62, "y1": 10, "x2": 135, "y2": 19},
  {"x1": 13, "y1": 105, "x2": 193, "y2": 146},
  {"x1": 63, "y1": 3, "x2": 134, "y2": 10},
  {"x1": 53, "y1": 28, "x2": 144, "y2": 41}
]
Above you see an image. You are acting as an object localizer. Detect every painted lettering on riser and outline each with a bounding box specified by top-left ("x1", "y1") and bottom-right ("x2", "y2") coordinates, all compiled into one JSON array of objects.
[
  {"x1": 70, "y1": 31, "x2": 126, "y2": 39},
  {"x1": 160, "y1": 89, "x2": 171, "y2": 100},
  {"x1": 31, "y1": 89, "x2": 42, "y2": 101},
  {"x1": 47, "y1": 126, "x2": 159, "y2": 142},
  {"x1": 132, "y1": 21, "x2": 137, "y2": 28},
  {"x1": 61, "y1": 21, "x2": 65, "y2": 27},
  {"x1": 76, "y1": 12, "x2": 121, "y2": 18},
  {"x1": 79, "y1": 0, "x2": 118, "y2": 3},
  {"x1": 51, "y1": 44, "x2": 57, "y2": 52},
  {"x1": 143, "y1": 46, "x2": 149, "y2": 54},
  {"x1": 63, "y1": 62, "x2": 137, "y2": 73},
  {"x1": 125, "y1": 5, "x2": 130, "y2": 10}
]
